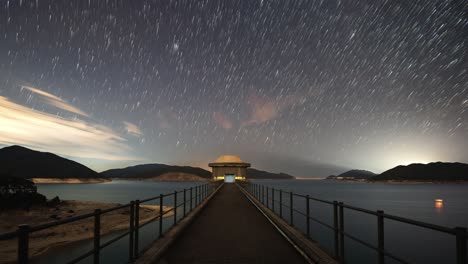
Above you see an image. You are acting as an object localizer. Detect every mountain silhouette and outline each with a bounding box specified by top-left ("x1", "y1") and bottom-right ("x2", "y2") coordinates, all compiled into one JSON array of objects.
[
  {"x1": 0, "y1": 145, "x2": 102, "y2": 179},
  {"x1": 101, "y1": 164, "x2": 212, "y2": 179},
  {"x1": 371, "y1": 162, "x2": 468, "y2": 181},
  {"x1": 0, "y1": 145, "x2": 296, "y2": 181},
  {"x1": 327, "y1": 169, "x2": 376, "y2": 180},
  {"x1": 246, "y1": 168, "x2": 295, "y2": 179},
  {"x1": 101, "y1": 164, "x2": 295, "y2": 180}
]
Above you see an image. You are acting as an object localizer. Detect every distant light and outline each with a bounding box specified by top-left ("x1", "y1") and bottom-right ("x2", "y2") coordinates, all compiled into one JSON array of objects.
[{"x1": 435, "y1": 199, "x2": 443, "y2": 209}]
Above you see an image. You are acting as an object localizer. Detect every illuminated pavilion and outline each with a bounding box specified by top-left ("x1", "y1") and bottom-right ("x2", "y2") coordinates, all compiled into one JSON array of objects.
[{"x1": 208, "y1": 155, "x2": 251, "y2": 182}]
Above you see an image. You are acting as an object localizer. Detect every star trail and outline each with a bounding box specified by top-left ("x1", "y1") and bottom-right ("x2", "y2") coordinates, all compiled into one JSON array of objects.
[{"x1": 0, "y1": 0, "x2": 467, "y2": 177}]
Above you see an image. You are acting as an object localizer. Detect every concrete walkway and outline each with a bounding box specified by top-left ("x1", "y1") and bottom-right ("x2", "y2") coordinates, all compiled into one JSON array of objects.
[{"x1": 158, "y1": 184, "x2": 307, "y2": 264}]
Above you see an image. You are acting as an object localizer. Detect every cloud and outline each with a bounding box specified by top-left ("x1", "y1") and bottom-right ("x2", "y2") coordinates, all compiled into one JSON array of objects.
[
  {"x1": 21, "y1": 85, "x2": 89, "y2": 117},
  {"x1": 242, "y1": 92, "x2": 300, "y2": 127},
  {"x1": 0, "y1": 96, "x2": 139, "y2": 161},
  {"x1": 212, "y1": 111, "x2": 233, "y2": 130},
  {"x1": 123, "y1": 121, "x2": 143, "y2": 137}
]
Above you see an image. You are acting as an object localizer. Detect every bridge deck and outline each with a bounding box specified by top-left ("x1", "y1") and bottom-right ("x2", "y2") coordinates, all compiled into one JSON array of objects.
[{"x1": 158, "y1": 184, "x2": 307, "y2": 263}]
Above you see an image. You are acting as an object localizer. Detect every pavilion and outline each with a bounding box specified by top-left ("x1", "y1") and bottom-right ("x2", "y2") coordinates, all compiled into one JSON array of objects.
[{"x1": 208, "y1": 155, "x2": 251, "y2": 183}]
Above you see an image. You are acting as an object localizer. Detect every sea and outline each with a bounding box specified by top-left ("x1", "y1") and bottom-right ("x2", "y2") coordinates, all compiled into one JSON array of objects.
[{"x1": 32, "y1": 180, "x2": 468, "y2": 264}]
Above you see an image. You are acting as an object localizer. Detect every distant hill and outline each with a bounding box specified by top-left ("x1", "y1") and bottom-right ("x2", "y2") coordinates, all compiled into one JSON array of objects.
[
  {"x1": 371, "y1": 162, "x2": 468, "y2": 181},
  {"x1": 102, "y1": 165, "x2": 295, "y2": 180},
  {"x1": 0, "y1": 145, "x2": 102, "y2": 179},
  {"x1": 247, "y1": 168, "x2": 295, "y2": 179},
  {"x1": 101, "y1": 164, "x2": 212, "y2": 181},
  {"x1": 327, "y1": 169, "x2": 376, "y2": 180}
]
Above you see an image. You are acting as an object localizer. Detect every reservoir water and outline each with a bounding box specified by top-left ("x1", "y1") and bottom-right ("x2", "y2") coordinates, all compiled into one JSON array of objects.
[
  {"x1": 35, "y1": 180, "x2": 468, "y2": 264},
  {"x1": 255, "y1": 180, "x2": 468, "y2": 264}
]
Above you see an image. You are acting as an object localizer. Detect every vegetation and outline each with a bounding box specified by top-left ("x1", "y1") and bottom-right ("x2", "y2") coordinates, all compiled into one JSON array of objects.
[{"x1": 0, "y1": 175, "x2": 46, "y2": 209}]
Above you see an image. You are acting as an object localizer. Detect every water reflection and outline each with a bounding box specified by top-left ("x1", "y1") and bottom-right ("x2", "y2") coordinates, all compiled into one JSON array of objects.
[{"x1": 434, "y1": 199, "x2": 443, "y2": 213}]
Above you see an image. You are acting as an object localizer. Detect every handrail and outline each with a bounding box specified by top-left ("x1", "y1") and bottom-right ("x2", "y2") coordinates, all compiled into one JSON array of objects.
[
  {"x1": 0, "y1": 181, "x2": 222, "y2": 264},
  {"x1": 244, "y1": 182, "x2": 467, "y2": 264}
]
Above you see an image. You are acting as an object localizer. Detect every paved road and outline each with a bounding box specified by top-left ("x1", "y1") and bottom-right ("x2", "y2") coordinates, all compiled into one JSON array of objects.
[{"x1": 158, "y1": 184, "x2": 307, "y2": 264}]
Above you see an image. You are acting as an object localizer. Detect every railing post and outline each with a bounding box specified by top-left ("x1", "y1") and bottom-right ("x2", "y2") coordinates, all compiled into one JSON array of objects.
[
  {"x1": 174, "y1": 191, "x2": 177, "y2": 225},
  {"x1": 306, "y1": 195, "x2": 310, "y2": 238},
  {"x1": 129, "y1": 201, "x2": 135, "y2": 261},
  {"x1": 290, "y1": 192, "x2": 294, "y2": 226},
  {"x1": 196, "y1": 185, "x2": 199, "y2": 205},
  {"x1": 339, "y1": 202, "x2": 345, "y2": 263},
  {"x1": 377, "y1": 210, "x2": 385, "y2": 264},
  {"x1": 159, "y1": 194, "x2": 163, "y2": 238},
  {"x1": 272, "y1": 188, "x2": 275, "y2": 212},
  {"x1": 190, "y1": 187, "x2": 193, "y2": 211},
  {"x1": 279, "y1": 189, "x2": 283, "y2": 219},
  {"x1": 333, "y1": 201, "x2": 339, "y2": 259},
  {"x1": 455, "y1": 227, "x2": 467, "y2": 264},
  {"x1": 262, "y1": 185, "x2": 265, "y2": 204},
  {"x1": 266, "y1": 187, "x2": 269, "y2": 209},
  {"x1": 134, "y1": 200, "x2": 140, "y2": 257},
  {"x1": 183, "y1": 189, "x2": 187, "y2": 217},
  {"x1": 17, "y1": 224, "x2": 30, "y2": 264},
  {"x1": 93, "y1": 209, "x2": 101, "y2": 264}
]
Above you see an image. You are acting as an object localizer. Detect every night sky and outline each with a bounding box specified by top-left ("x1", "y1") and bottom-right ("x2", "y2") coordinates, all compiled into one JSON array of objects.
[{"x1": 0, "y1": 0, "x2": 467, "y2": 177}]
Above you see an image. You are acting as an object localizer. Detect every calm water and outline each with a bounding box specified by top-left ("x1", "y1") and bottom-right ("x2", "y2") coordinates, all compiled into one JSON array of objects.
[
  {"x1": 37, "y1": 180, "x2": 204, "y2": 205},
  {"x1": 34, "y1": 180, "x2": 468, "y2": 264},
  {"x1": 254, "y1": 180, "x2": 468, "y2": 264},
  {"x1": 35, "y1": 181, "x2": 204, "y2": 264}
]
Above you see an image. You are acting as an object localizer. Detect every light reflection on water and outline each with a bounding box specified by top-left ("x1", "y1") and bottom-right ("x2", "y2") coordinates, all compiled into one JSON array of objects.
[{"x1": 435, "y1": 199, "x2": 444, "y2": 214}]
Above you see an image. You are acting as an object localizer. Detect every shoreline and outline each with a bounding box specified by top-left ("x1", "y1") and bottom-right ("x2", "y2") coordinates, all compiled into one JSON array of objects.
[
  {"x1": 116, "y1": 177, "x2": 210, "y2": 182},
  {"x1": 0, "y1": 200, "x2": 172, "y2": 263},
  {"x1": 367, "y1": 180, "x2": 468, "y2": 184},
  {"x1": 31, "y1": 178, "x2": 111, "y2": 184},
  {"x1": 325, "y1": 179, "x2": 468, "y2": 184}
]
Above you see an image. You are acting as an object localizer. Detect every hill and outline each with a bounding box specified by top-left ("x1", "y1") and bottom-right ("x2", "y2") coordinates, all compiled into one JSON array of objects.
[
  {"x1": 101, "y1": 165, "x2": 295, "y2": 181},
  {"x1": 101, "y1": 164, "x2": 212, "y2": 181},
  {"x1": 327, "y1": 169, "x2": 376, "y2": 180},
  {"x1": 247, "y1": 168, "x2": 295, "y2": 179},
  {"x1": 371, "y1": 162, "x2": 468, "y2": 181},
  {"x1": 0, "y1": 145, "x2": 103, "y2": 180}
]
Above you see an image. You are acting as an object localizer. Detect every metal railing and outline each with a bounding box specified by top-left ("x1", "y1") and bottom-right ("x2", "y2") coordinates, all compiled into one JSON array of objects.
[
  {"x1": 0, "y1": 182, "x2": 221, "y2": 264},
  {"x1": 244, "y1": 182, "x2": 467, "y2": 264}
]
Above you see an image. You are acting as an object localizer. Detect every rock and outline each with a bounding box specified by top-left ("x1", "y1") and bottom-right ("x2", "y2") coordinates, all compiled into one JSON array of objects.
[
  {"x1": 47, "y1": 196, "x2": 61, "y2": 207},
  {"x1": 49, "y1": 214, "x2": 61, "y2": 220}
]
